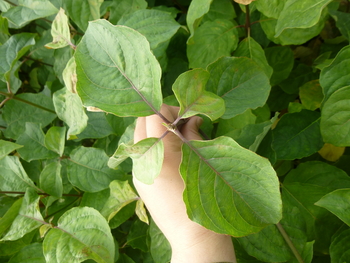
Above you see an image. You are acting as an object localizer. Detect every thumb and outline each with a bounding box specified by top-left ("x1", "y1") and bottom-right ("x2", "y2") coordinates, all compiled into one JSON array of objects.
[{"x1": 181, "y1": 116, "x2": 203, "y2": 141}]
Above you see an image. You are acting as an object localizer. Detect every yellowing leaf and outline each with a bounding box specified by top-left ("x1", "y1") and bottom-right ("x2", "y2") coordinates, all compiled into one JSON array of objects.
[
  {"x1": 234, "y1": 0, "x2": 256, "y2": 5},
  {"x1": 318, "y1": 143, "x2": 345, "y2": 162}
]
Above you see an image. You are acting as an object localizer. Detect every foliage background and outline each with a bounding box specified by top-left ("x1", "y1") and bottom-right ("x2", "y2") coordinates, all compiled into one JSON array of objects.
[{"x1": 1, "y1": 0, "x2": 350, "y2": 262}]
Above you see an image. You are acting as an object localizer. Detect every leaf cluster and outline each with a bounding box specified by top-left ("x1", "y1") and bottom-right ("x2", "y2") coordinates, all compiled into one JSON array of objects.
[{"x1": 1, "y1": 0, "x2": 350, "y2": 262}]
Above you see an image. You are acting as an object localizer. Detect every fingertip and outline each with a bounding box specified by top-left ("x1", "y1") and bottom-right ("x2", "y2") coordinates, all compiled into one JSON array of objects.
[{"x1": 181, "y1": 116, "x2": 203, "y2": 141}]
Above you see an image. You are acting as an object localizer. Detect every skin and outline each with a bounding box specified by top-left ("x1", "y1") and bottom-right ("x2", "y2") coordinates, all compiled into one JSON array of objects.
[{"x1": 133, "y1": 105, "x2": 236, "y2": 263}]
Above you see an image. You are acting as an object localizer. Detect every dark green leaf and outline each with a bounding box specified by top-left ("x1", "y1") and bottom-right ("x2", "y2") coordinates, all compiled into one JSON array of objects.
[
  {"x1": 126, "y1": 219, "x2": 148, "y2": 252},
  {"x1": 202, "y1": 0, "x2": 236, "y2": 22},
  {"x1": 320, "y1": 45, "x2": 350, "y2": 103},
  {"x1": 330, "y1": 228, "x2": 350, "y2": 262},
  {"x1": 272, "y1": 110, "x2": 323, "y2": 160},
  {"x1": 2, "y1": 93, "x2": 56, "y2": 139},
  {"x1": 8, "y1": 243, "x2": 45, "y2": 263},
  {"x1": 16, "y1": 122, "x2": 59, "y2": 162},
  {"x1": 68, "y1": 146, "x2": 124, "y2": 192},
  {"x1": 149, "y1": 219, "x2": 171, "y2": 263},
  {"x1": 264, "y1": 46, "x2": 294, "y2": 86},
  {"x1": 76, "y1": 111, "x2": 114, "y2": 140},
  {"x1": 234, "y1": 37, "x2": 273, "y2": 78},
  {"x1": 0, "y1": 33, "x2": 35, "y2": 84},
  {"x1": 255, "y1": 0, "x2": 284, "y2": 19},
  {"x1": 315, "y1": 188, "x2": 350, "y2": 226},
  {"x1": 282, "y1": 161, "x2": 350, "y2": 238},
  {"x1": 180, "y1": 137, "x2": 282, "y2": 237},
  {"x1": 207, "y1": 57, "x2": 271, "y2": 118},
  {"x1": 62, "y1": 0, "x2": 103, "y2": 31},
  {"x1": 299, "y1": 80, "x2": 324, "y2": 111},
  {"x1": 187, "y1": 19, "x2": 238, "y2": 69},
  {"x1": 329, "y1": 10, "x2": 350, "y2": 40},
  {"x1": 43, "y1": 207, "x2": 115, "y2": 263},
  {"x1": 75, "y1": 19, "x2": 162, "y2": 117},
  {"x1": 320, "y1": 86, "x2": 350, "y2": 146}
]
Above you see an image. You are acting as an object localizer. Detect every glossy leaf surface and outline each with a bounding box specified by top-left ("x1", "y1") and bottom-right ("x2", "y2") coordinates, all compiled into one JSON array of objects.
[
  {"x1": 75, "y1": 19, "x2": 162, "y2": 117},
  {"x1": 180, "y1": 136, "x2": 282, "y2": 237}
]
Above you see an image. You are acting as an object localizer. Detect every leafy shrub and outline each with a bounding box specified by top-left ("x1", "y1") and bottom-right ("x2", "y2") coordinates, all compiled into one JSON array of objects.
[{"x1": 1, "y1": 0, "x2": 350, "y2": 262}]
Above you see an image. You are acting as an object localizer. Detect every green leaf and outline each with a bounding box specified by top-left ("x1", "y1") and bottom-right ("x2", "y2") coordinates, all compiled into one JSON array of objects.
[
  {"x1": 173, "y1": 68, "x2": 225, "y2": 120},
  {"x1": 118, "y1": 9, "x2": 180, "y2": 50},
  {"x1": 319, "y1": 45, "x2": 350, "y2": 103},
  {"x1": 329, "y1": 10, "x2": 350, "y2": 40},
  {"x1": 101, "y1": 180, "x2": 138, "y2": 222},
  {"x1": 272, "y1": 110, "x2": 324, "y2": 160},
  {"x1": 299, "y1": 80, "x2": 324, "y2": 110},
  {"x1": 320, "y1": 86, "x2": 350, "y2": 147},
  {"x1": 62, "y1": 56, "x2": 77, "y2": 93},
  {"x1": 16, "y1": 122, "x2": 59, "y2": 162},
  {"x1": 62, "y1": 0, "x2": 103, "y2": 31},
  {"x1": 45, "y1": 8, "x2": 71, "y2": 49},
  {"x1": 68, "y1": 146, "x2": 124, "y2": 192},
  {"x1": 187, "y1": 19, "x2": 238, "y2": 69},
  {"x1": 234, "y1": 37, "x2": 273, "y2": 79},
  {"x1": 0, "y1": 33, "x2": 35, "y2": 83},
  {"x1": 53, "y1": 87, "x2": 88, "y2": 140},
  {"x1": 0, "y1": 140, "x2": 23, "y2": 160},
  {"x1": 207, "y1": 57, "x2": 271, "y2": 119},
  {"x1": 149, "y1": 219, "x2": 171, "y2": 263},
  {"x1": 0, "y1": 198, "x2": 23, "y2": 237},
  {"x1": 80, "y1": 189, "x2": 110, "y2": 212},
  {"x1": 44, "y1": 126, "x2": 66, "y2": 156},
  {"x1": 2, "y1": 0, "x2": 58, "y2": 28},
  {"x1": 275, "y1": 0, "x2": 332, "y2": 37},
  {"x1": 264, "y1": 46, "x2": 294, "y2": 86},
  {"x1": 108, "y1": 0, "x2": 147, "y2": 24},
  {"x1": 135, "y1": 199, "x2": 148, "y2": 225},
  {"x1": 180, "y1": 136, "x2": 282, "y2": 237},
  {"x1": 75, "y1": 19, "x2": 162, "y2": 117},
  {"x1": 186, "y1": 0, "x2": 213, "y2": 38},
  {"x1": 109, "y1": 138, "x2": 164, "y2": 185},
  {"x1": 0, "y1": 156, "x2": 38, "y2": 192},
  {"x1": 1, "y1": 188, "x2": 44, "y2": 241},
  {"x1": 330, "y1": 228, "x2": 350, "y2": 262},
  {"x1": 282, "y1": 161, "x2": 350, "y2": 238},
  {"x1": 255, "y1": 0, "x2": 285, "y2": 19},
  {"x1": 39, "y1": 161, "x2": 63, "y2": 198},
  {"x1": 202, "y1": 0, "x2": 236, "y2": 22},
  {"x1": 43, "y1": 207, "x2": 115, "y2": 263},
  {"x1": 8, "y1": 243, "x2": 45, "y2": 263},
  {"x1": 2, "y1": 92, "x2": 57, "y2": 140},
  {"x1": 260, "y1": 13, "x2": 326, "y2": 46},
  {"x1": 315, "y1": 189, "x2": 350, "y2": 226},
  {"x1": 75, "y1": 111, "x2": 114, "y2": 141},
  {"x1": 126, "y1": 219, "x2": 148, "y2": 252}
]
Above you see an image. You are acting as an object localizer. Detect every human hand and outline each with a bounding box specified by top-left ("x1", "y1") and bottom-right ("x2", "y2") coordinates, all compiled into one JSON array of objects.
[{"x1": 133, "y1": 105, "x2": 236, "y2": 263}]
